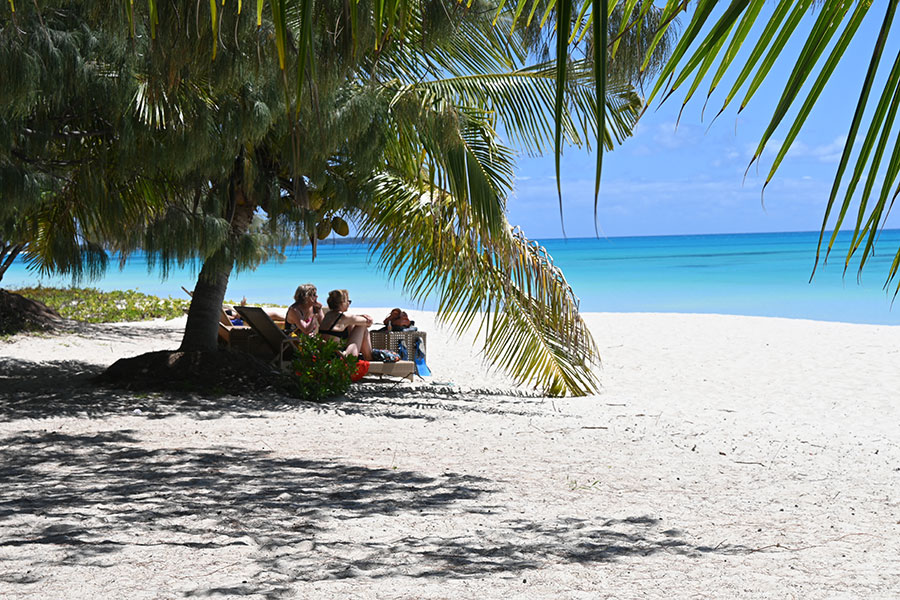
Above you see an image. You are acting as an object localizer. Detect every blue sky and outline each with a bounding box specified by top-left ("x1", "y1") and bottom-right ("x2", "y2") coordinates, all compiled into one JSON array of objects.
[{"x1": 506, "y1": 2, "x2": 900, "y2": 240}]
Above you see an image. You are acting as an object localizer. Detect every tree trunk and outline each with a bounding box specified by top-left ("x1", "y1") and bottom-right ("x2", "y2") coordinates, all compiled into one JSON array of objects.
[
  {"x1": 0, "y1": 243, "x2": 24, "y2": 283},
  {"x1": 178, "y1": 153, "x2": 256, "y2": 352},
  {"x1": 179, "y1": 248, "x2": 233, "y2": 351}
]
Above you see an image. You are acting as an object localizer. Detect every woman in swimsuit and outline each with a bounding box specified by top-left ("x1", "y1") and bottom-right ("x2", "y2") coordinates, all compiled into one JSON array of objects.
[
  {"x1": 319, "y1": 289, "x2": 374, "y2": 360},
  {"x1": 285, "y1": 283, "x2": 324, "y2": 336}
]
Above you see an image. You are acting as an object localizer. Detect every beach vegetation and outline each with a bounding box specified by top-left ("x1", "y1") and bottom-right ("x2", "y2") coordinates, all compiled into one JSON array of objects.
[
  {"x1": 9, "y1": 287, "x2": 189, "y2": 323},
  {"x1": 288, "y1": 335, "x2": 358, "y2": 402},
  {"x1": 102, "y1": 0, "x2": 896, "y2": 291},
  {"x1": 5, "y1": 2, "x2": 899, "y2": 397},
  {"x1": 1, "y1": 0, "x2": 673, "y2": 396}
]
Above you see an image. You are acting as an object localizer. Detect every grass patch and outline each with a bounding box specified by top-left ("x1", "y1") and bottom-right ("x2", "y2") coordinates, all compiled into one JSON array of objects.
[{"x1": 10, "y1": 286, "x2": 190, "y2": 323}]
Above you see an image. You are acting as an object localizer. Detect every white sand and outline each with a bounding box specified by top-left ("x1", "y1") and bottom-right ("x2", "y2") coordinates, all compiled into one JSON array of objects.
[{"x1": 0, "y1": 310, "x2": 898, "y2": 599}]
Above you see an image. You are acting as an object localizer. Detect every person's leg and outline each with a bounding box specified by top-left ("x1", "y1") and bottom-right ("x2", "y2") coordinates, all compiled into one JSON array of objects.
[
  {"x1": 322, "y1": 332, "x2": 357, "y2": 358},
  {"x1": 360, "y1": 326, "x2": 373, "y2": 360},
  {"x1": 345, "y1": 326, "x2": 366, "y2": 358}
]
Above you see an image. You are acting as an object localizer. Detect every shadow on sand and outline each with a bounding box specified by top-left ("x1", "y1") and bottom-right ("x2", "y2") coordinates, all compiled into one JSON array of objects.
[
  {"x1": 0, "y1": 357, "x2": 548, "y2": 423},
  {"x1": 0, "y1": 430, "x2": 745, "y2": 597},
  {"x1": 0, "y1": 358, "x2": 301, "y2": 421}
]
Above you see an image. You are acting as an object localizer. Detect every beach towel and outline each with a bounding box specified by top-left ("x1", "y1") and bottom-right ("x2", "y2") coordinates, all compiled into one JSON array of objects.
[
  {"x1": 371, "y1": 348, "x2": 400, "y2": 363},
  {"x1": 351, "y1": 359, "x2": 370, "y2": 382}
]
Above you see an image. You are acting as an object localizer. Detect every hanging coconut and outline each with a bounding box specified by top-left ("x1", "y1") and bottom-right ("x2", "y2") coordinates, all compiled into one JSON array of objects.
[
  {"x1": 309, "y1": 191, "x2": 323, "y2": 211},
  {"x1": 332, "y1": 216, "x2": 349, "y2": 237},
  {"x1": 316, "y1": 219, "x2": 332, "y2": 240}
]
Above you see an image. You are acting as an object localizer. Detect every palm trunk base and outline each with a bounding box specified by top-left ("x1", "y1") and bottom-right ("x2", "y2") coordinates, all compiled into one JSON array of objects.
[{"x1": 95, "y1": 348, "x2": 292, "y2": 397}]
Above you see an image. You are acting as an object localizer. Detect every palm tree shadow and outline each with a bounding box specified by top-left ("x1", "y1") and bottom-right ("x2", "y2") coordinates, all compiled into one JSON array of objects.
[
  {"x1": 337, "y1": 385, "x2": 550, "y2": 421},
  {"x1": 0, "y1": 357, "x2": 546, "y2": 423},
  {"x1": 1, "y1": 430, "x2": 747, "y2": 597},
  {"x1": 0, "y1": 358, "x2": 313, "y2": 421}
]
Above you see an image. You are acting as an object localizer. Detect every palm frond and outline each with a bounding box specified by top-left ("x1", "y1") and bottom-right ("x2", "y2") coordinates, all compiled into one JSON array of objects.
[
  {"x1": 396, "y1": 58, "x2": 641, "y2": 156},
  {"x1": 645, "y1": 1, "x2": 900, "y2": 294},
  {"x1": 360, "y1": 173, "x2": 600, "y2": 396}
]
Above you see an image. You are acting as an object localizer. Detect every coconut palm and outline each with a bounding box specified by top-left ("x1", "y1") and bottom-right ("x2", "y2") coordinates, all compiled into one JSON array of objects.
[
  {"x1": 244, "y1": 0, "x2": 900, "y2": 290},
  {"x1": 1, "y1": 0, "x2": 660, "y2": 395},
  {"x1": 205, "y1": 0, "x2": 647, "y2": 394}
]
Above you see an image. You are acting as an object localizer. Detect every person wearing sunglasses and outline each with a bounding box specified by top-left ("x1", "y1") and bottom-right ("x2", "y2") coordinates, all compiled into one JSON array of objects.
[
  {"x1": 285, "y1": 283, "x2": 324, "y2": 336},
  {"x1": 319, "y1": 289, "x2": 374, "y2": 360}
]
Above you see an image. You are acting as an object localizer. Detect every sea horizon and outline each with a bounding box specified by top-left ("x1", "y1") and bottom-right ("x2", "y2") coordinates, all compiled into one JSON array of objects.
[{"x1": 4, "y1": 228, "x2": 900, "y2": 326}]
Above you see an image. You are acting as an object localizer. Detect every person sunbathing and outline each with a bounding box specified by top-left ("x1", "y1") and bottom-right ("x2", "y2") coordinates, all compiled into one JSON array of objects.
[
  {"x1": 284, "y1": 283, "x2": 324, "y2": 336},
  {"x1": 319, "y1": 289, "x2": 374, "y2": 360}
]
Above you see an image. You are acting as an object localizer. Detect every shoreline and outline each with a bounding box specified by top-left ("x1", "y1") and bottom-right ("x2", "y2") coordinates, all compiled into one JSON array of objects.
[
  {"x1": 5, "y1": 229, "x2": 900, "y2": 327},
  {"x1": 1, "y1": 311, "x2": 898, "y2": 597}
]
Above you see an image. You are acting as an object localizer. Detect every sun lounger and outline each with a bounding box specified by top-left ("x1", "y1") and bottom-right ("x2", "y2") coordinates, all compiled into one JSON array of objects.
[
  {"x1": 234, "y1": 305, "x2": 415, "y2": 381},
  {"x1": 234, "y1": 306, "x2": 298, "y2": 369},
  {"x1": 364, "y1": 360, "x2": 415, "y2": 382},
  {"x1": 180, "y1": 286, "x2": 245, "y2": 347}
]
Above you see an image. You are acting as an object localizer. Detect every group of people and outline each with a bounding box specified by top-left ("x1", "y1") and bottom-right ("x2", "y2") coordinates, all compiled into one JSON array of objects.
[
  {"x1": 283, "y1": 283, "x2": 417, "y2": 361},
  {"x1": 284, "y1": 284, "x2": 376, "y2": 360}
]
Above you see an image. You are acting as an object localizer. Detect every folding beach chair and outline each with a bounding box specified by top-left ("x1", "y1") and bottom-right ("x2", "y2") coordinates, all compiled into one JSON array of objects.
[{"x1": 234, "y1": 305, "x2": 297, "y2": 369}]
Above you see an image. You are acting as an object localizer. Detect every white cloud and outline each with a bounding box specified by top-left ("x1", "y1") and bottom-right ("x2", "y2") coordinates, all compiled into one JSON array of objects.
[
  {"x1": 744, "y1": 135, "x2": 847, "y2": 164},
  {"x1": 810, "y1": 136, "x2": 847, "y2": 163},
  {"x1": 651, "y1": 121, "x2": 704, "y2": 149}
]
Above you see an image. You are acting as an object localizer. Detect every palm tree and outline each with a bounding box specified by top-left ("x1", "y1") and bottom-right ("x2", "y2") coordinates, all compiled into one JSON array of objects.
[
  {"x1": 1, "y1": 0, "x2": 662, "y2": 395},
  {"x1": 165, "y1": 0, "x2": 646, "y2": 394},
  {"x1": 238, "y1": 0, "x2": 900, "y2": 291}
]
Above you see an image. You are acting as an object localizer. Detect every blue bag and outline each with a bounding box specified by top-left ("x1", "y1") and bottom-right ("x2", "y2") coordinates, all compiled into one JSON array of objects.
[{"x1": 414, "y1": 338, "x2": 431, "y2": 376}]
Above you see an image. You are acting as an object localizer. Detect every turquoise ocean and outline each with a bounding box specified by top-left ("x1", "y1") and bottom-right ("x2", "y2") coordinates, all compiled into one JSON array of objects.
[{"x1": 5, "y1": 229, "x2": 900, "y2": 325}]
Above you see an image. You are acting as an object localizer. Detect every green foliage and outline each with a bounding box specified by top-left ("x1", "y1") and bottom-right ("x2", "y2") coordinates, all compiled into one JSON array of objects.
[
  {"x1": 542, "y1": 0, "x2": 900, "y2": 291},
  {"x1": 2, "y1": 0, "x2": 639, "y2": 395},
  {"x1": 11, "y1": 286, "x2": 189, "y2": 322},
  {"x1": 288, "y1": 334, "x2": 358, "y2": 402}
]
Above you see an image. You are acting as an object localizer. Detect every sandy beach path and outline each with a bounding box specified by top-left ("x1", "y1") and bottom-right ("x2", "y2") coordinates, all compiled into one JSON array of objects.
[{"x1": 1, "y1": 312, "x2": 898, "y2": 599}]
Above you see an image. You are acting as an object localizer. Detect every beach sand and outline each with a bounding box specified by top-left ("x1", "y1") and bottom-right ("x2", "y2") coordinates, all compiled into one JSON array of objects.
[{"x1": 0, "y1": 310, "x2": 898, "y2": 599}]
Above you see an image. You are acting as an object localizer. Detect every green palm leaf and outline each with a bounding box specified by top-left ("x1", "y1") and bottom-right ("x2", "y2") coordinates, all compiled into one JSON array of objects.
[
  {"x1": 361, "y1": 173, "x2": 601, "y2": 396},
  {"x1": 617, "y1": 0, "x2": 900, "y2": 293},
  {"x1": 399, "y1": 59, "x2": 640, "y2": 155}
]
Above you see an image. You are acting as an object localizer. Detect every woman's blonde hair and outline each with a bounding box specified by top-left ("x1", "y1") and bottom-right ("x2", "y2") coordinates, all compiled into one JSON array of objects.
[
  {"x1": 294, "y1": 283, "x2": 317, "y2": 304},
  {"x1": 326, "y1": 289, "x2": 349, "y2": 310}
]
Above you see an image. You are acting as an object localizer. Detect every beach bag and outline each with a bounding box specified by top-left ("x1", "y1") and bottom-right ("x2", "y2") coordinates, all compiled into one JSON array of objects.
[{"x1": 371, "y1": 348, "x2": 400, "y2": 363}]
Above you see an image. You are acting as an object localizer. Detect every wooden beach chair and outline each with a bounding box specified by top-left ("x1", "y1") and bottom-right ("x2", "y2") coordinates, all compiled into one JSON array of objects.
[
  {"x1": 234, "y1": 305, "x2": 298, "y2": 369},
  {"x1": 181, "y1": 286, "x2": 247, "y2": 348},
  {"x1": 217, "y1": 307, "x2": 255, "y2": 350},
  {"x1": 361, "y1": 359, "x2": 416, "y2": 382},
  {"x1": 235, "y1": 305, "x2": 415, "y2": 381}
]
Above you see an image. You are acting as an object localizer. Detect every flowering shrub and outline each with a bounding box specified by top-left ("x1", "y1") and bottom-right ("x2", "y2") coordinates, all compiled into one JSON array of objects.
[{"x1": 288, "y1": 334, "x2": 358, "y2": 401}]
